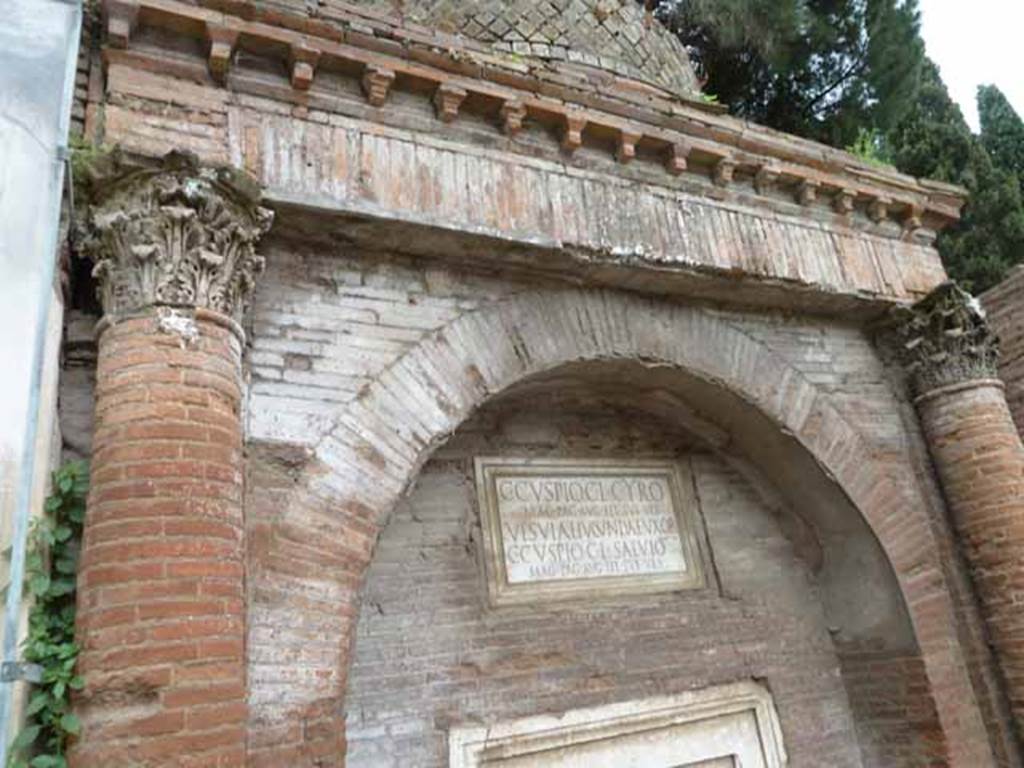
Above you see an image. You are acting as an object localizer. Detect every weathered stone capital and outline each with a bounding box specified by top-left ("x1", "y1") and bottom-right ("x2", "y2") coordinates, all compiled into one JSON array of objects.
[
  {"x1": 80, "y1": 149, "x2": 273, "y2": 323},
  {"x1": 887, "y1": 282, "x2": 1000, "y2": 398}
]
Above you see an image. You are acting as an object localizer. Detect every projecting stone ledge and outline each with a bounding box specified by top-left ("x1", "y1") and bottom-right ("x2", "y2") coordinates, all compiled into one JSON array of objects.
[
  {"x1": 93, "y1": 0, "x2": 961, "y2": 314},
  {"x1": 253, "y1": 112, "x2": 947, "y2": 315},
  {"x1": 228, "y1": 108, "x2": 948, "y2": 313}
]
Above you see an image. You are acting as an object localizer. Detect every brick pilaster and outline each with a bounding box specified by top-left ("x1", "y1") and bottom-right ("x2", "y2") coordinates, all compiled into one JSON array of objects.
[
  {"x1": 70, "y1": 151, "x2": 271, "y2": 766},
  {"x1": 892, "y1": 282, "x2": 1024, "y2": 742}
]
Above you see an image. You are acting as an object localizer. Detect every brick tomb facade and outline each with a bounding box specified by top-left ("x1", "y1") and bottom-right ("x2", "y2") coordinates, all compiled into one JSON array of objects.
[{"x1": 59, "y1": 0, "x2": 1024, "y2": 765}]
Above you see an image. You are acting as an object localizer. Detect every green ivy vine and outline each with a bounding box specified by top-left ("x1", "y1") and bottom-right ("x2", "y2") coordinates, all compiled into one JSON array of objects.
[{"x1": 8, "y1": 461, "x2": 88, "y2": 768}]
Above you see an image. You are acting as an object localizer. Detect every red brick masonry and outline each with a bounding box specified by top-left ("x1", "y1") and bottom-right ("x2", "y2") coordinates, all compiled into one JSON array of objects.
[
  {"x1": 72, "y1": 310, "x2": 247, "y2": 767},
  {"x1": 917, "y1": 380, "x2": 1024, "y2": 740},
  {"x1": 982, "y1": 265, "x2": 1024, "y2": 435}
]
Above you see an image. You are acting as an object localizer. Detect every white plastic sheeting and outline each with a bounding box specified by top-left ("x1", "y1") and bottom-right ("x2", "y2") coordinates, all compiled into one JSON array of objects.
[{"x1": 0, "y1": 0, "x2": 82, "y2": 759}]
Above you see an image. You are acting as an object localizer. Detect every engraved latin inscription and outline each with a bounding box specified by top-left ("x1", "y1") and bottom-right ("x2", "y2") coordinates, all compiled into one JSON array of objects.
[
  {"x1": 475, "y1": 458, "x2": 706, "y2": 605},
  {"x1": 496, "y1": 474, "x2": 686, "y2": 583}
]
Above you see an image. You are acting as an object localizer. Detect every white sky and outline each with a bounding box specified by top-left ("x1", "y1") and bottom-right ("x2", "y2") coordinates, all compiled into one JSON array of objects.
[{"x1": 918, "y1": 0, "x2": 1024, "y2": 133}]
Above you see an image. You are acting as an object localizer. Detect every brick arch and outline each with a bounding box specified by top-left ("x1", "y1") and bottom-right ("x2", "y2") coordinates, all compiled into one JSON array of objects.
[{"x1": 245, "y1": 288, "x2": 991, "y2": 766}]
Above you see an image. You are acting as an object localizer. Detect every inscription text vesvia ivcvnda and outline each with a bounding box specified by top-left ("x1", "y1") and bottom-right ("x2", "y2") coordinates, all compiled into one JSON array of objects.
[
  {"x1": 475, "y1": 458, "x2": 705, "y2": 605},
  {"x1": 495, "y1": 473, "x2": 687, "y2": 583}
]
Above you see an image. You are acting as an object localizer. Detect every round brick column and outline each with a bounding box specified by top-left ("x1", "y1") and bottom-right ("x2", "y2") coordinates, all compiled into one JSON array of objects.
[
  {"x1": 916, "y1": 380, "x2": 1024, "y2": 732},
  {"x1": 892, "y1": 283, "x2": 1024, "y2": 741},
  {"x1": 70, "y1": 151, "x2": 271, "y2": 766}
]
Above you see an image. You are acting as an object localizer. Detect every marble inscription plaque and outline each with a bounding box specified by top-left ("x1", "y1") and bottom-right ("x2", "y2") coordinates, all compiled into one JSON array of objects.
[
  {"x1": 449, "y1": 681, "x2": 787, "y2": 767},
  {"x1": 475, "y1": 458, "x2": 705, "y2": 606}
]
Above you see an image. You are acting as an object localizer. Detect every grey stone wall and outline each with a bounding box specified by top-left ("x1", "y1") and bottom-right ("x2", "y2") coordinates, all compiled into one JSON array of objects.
[{"x1": 59, "y1": 311, "x2": 97, "y2": 462}]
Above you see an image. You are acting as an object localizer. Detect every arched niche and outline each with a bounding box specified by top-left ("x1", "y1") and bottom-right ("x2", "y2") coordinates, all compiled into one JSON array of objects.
[
  {"x1": 344, "y1": 360, "x2": 933, "y2": 766},
  {"x1": 244, "y1": 288, "x2": 990, "y2": 766}
]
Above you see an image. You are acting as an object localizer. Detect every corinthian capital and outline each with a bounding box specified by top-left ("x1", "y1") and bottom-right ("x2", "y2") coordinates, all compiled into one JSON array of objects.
[
  {"x1": 888, "y1": 282, "x2": 1000, "y2": 397},
  {"x1": 80, "y1": 150, "x2": 273, "y2": 322}
]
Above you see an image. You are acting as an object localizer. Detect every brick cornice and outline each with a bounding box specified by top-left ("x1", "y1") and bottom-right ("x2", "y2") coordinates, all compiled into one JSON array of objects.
[
  {"x1": 80, "y1": 149, "x2": 273, "y2": 323},
  {"x1": 101, "y1": 0, "x2": 965, "y2": 238}
]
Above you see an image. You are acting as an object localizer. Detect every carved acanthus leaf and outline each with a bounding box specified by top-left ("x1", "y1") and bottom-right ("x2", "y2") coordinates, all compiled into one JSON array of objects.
[
  {"x1": 80, "y1": 150, "x2": 273, "y2": 322},
  {"x1": 888, "y1": 282, "x2": 999, "y2": 397}
]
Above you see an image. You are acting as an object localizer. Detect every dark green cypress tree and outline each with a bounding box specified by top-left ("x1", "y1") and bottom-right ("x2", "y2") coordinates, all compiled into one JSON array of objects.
[
  {"x1": 888, "y1": 63, "x2": 1024, "y2": 291},
  {"x1": 887, "y1": 61, "x2": 972, "y2": 181},
  {"x1": 941, "y1": 144, "x2": 1024, "y2": 291},
  {"x1": 979, "y1": 85, "x2": 1024, "y2": 192},
  {"x1": 651, "y1": 0, "x2": 924, "y2": 147},
  {"x1": 648, "y1": 2, "x2": 1023, "y2": 291}
]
